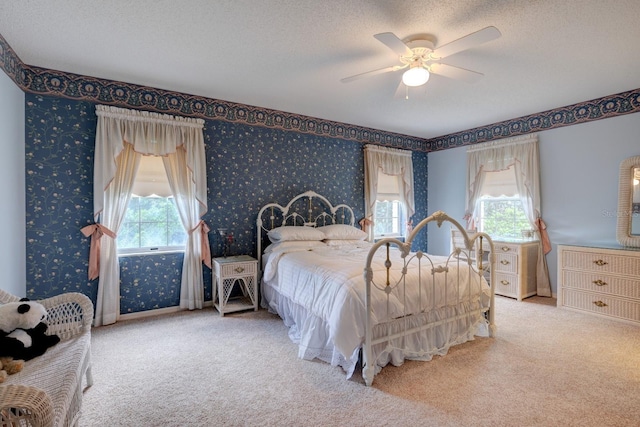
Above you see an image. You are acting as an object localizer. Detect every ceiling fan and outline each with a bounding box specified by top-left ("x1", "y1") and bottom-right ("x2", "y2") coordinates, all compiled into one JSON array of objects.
[{"x1": 341, "y1": 26, "x2": 501, "y2": 96}]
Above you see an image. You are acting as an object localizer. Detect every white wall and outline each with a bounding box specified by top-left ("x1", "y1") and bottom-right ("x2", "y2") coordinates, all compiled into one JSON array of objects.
[
  {"x1": 427, "y1": 112, "x2": 640, "y2": 296},
  {"x1": 0, "y1": 70, "x2": 26, "y2": 297}
]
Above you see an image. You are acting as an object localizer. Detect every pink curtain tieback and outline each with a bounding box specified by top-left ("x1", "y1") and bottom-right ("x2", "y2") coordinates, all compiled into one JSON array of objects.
[
  {"x1": 463, "y1": 213, "x2": 476, "y2": 231},
  {"x1": 190, "y1": 220, "x2": 212, "y2": 269},
  {"x1": 359, "y1": 217, "x2": 373, "y2": 233},
  {"x1": 535, "y1": 217, "x2": 552, "y2": 254},
  {"x1": 80, "y1": 223, "x2": 116, "y2": 280}
]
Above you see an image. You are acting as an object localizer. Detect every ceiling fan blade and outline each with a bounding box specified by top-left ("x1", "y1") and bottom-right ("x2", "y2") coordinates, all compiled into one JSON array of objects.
[
  {"x1": 431, "y1": 26, "x2": 501, "y2": 59},
  {"x1": 429, "y1": 63, "x2": 484, "y2": 83},
  {"x1": 341, "y1": 65, "x2": 404, "y2": 83},
  {"x1": 374, "y1": 32, "x2": 413, "y2": 56}
]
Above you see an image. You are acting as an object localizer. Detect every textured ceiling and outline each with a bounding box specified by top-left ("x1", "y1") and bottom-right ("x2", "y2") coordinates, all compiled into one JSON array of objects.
[{"x1": 1, "y1": 0, "x2": 640, "y2": 139}]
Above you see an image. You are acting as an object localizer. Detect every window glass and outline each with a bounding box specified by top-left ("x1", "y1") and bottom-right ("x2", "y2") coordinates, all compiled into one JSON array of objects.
[
  {"x1": 374, "y1": 200, "x2": 404, "y2": 237},
  {"x1": 477, "y1": 196, "x2": 530, "y2": 239},
  {"x1": 118, "y1": 196, "x2": 186, "y2": 253}
]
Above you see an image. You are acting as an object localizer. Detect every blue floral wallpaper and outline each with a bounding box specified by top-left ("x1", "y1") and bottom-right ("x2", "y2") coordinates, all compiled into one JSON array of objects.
[{"x1": 24, "y1": 93, "x2": 428, "y2": 314}]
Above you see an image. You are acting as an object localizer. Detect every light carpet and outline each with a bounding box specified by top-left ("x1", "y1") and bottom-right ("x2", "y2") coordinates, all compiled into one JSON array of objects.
[{"x1": 80, "y1": 296, "x2": 640, "y2": 427}]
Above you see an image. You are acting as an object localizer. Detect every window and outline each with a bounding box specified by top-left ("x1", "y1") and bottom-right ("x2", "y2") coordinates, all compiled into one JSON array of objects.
[
  {"x1": 472, "y1": 166, "x2": 531, "y2": 240},
  {"x1": 476, "y1": 196, "x2": 530, "y2": 240},
  {"x1": 374, "y1": 200, "x2": 404, "y2": 238},
  {"x1": 373, "y1": 172, "x2": 406, "y2": 238},
  {"x1": 118, "y1": 196, "x2": 186, "y2": 253},
  {"x1": 117, "y1": 155, "x2": 186, "y2": 254}
]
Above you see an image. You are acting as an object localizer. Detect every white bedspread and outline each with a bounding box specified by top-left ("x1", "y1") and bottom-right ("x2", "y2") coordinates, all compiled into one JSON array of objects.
[{"x1": 262, "y1": 245, "x2": 490, "y2": 376}]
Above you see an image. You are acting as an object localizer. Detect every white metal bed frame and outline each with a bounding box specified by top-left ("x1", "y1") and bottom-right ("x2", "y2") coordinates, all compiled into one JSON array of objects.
[{"x1": 256, "y1": 190, "x2": 496, "y2": 386}]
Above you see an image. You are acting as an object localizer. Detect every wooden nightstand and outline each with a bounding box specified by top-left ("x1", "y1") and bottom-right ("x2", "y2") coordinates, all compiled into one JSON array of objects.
[
  {"x1": 492, "y1": 240, "x2": 539, "y2": 301},
  {"x1": 212, "y1": 255, "x2": 258, "y2": 316}
]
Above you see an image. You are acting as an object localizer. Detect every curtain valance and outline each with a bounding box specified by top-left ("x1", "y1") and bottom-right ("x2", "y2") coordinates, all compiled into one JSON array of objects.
[
  {"x1": 94, "y1": 105, "x2": 207, "y2": 220},
  {"x1": 364, "y1": 144, "x2": 415, "y2": 240}
]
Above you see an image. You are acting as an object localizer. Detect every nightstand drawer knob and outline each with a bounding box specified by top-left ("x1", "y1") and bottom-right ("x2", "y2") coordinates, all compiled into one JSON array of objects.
[
  {"x1": 500, "y1": 260, "x2": 510, "y2": 265},
  {"x1": 500, "y1": 280, "x2": 510, "y2": 286},
  {"x1": 593, "y1": 300, "x2": 608, "y2": 308},
  {"x1": 501, "y1": 246, "x2": 511, "y2": 252},
  {"x1": 593, "y1": 259, "x2": 608, "y2": 266},
  {"x1": 592, "y1": 279, "x2": 608, "y2": 286},
  {"x1": 234, "y1": 266, "x2": 245, "y2": 273}
]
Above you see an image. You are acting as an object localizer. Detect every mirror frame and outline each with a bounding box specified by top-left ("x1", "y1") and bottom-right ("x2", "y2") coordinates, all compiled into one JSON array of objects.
[{"x1": 616, "y1": 155, "x2": 640, "y2": 247}]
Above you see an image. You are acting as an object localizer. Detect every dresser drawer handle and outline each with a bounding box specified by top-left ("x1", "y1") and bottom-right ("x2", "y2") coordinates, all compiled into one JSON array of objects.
[
  {"x1": 501, "y1": 246, "x2": 511, "y2": 252},
  {"x1": 500, "y1": 260, "x2": 510, "y2": 265},
  {"x1": 234, "y1": 266, "x2": 245, "y2": 273},
  {"x1": 500, "y1": 280, "x2": 510, "y2": 286},
  {"x1": 593, "y1": 300, "x2": 608, "y2": 308},
  {"x1": 592, "y1": 279, "x2": 608, "y2": 287},
  {"x1": 593, "y1": 259, "x2": 608, "y2": 266}
]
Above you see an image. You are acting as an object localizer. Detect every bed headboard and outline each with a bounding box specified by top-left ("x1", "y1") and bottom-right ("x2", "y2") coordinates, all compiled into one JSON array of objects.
[{"x1": 256, "y1": 190, "x2": 357, "y2": 267}]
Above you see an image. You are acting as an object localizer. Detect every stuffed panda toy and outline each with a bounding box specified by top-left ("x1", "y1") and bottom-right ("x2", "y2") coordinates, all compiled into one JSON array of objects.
[{"x1": 0, "y1": 298, "x2": 60, "y2": 361}]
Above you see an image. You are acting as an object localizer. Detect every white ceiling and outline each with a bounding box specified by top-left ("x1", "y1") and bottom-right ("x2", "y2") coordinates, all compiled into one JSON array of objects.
[{"x1": 2, "y1": 0, "x2": 640, "y2": 140}]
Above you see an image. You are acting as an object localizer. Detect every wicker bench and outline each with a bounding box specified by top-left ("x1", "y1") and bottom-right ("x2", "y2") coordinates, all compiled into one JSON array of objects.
[{"x1": 0, "y1": 289, "x2": 93, "y2": 427}]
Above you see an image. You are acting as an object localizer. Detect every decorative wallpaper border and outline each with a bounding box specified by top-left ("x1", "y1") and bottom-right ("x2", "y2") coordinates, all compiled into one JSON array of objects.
[
  {"x1": 3, "y1": 32, "x2": 640, "y2": 152},
  {"x1": 426, "y1": 88, "x2": 640, "y2": 151},
  {"x1": 0, "y1": 33, "x2": 428, "y2": 152}
]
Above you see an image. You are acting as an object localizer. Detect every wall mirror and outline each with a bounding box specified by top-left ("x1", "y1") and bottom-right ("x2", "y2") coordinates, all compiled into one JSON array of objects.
[{"x1": 616, "y1": 155, "x2": 640, "y2": 246}]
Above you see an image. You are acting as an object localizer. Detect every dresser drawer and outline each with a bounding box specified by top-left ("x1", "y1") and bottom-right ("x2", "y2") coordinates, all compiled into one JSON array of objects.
[
  {"x1": 561, "y1": 249, "x2": 640, "y2": 276},
  {"x1": 495, "y1": 243, "x2": 519, "y2": 254},
  {"x1": 561, "y1": 289, "x2": 640, "y2": 322},
  {"x1": 494, "y1": 273, "x2": 518, "y2": 298},
  {"x1": 494, "y1": 253, "x2": 518, "y2": 274},
  {"x1": 562, "y1": 270, "x2": 640, "y2": 299}
]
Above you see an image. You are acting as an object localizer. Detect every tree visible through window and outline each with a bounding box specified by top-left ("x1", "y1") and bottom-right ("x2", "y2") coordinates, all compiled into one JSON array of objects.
[
  {"x1": 477, "y1": 196, "x2": 530, "y2": 239},
  {"x1": 118, "y1": 196, "x2": 186, "y2": 252},
  {"x1": 374, "y1": 200, "x2": 404, "y2": 237}
]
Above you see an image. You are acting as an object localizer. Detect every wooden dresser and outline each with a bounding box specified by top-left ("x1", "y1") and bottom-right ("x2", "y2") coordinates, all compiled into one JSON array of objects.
[
  {"x1": 557, "y1": 244, "x2": 640, "y2": 324},
  {"x1": 492, "y1": 240, "x2": 539, "y2": 301},
  {"x1": 451, "y1": 230, "x2": 539, "y2": 301}
]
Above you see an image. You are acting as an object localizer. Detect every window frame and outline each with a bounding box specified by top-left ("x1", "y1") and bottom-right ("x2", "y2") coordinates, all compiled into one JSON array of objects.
[
  {"x1": 117, "y1": 195, "x2": 186, "y2": 255},
  {"x1": 475, "y1": 195, "x2": 531, "y2": 240},
  {"x1": 373, "y1": 199, "x2": 405, "y2": 239}
]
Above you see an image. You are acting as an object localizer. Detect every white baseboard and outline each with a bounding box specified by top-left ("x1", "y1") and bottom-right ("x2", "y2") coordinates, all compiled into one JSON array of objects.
[{"x1": 119, "y1": 300, "x2": 214, "y2": 321}]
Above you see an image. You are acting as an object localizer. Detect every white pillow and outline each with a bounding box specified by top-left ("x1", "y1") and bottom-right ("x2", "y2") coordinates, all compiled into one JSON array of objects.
[
  {"x1": 324, "y1": 239, "x2": 373, "y2": 248},
  {"x1": 318, "y1": 224, "x2": 367, "y2": 240},
  {"x1": 267, "y1": 226, "x2": 326, "y2": 243},
  {"x1": 264, "y1": 241, "x2": 326, "y2": 254}
]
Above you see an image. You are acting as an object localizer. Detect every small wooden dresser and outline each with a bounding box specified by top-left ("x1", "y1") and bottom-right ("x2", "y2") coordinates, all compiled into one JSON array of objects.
[
  {"x1": 492, "y1": 240, "x2": 539, "y2": 301},
  {"x1": 451, "y1": 230, "x2": 539, "y2": 301},
  {"x1": 557, "y1": 244, "x2": 640, "y2": 324}
]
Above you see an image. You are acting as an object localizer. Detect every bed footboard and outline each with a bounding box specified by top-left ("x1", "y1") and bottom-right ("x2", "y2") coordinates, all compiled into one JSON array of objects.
[{"x1": 362, "y1": 210, "x2": 496, "y2": 386}]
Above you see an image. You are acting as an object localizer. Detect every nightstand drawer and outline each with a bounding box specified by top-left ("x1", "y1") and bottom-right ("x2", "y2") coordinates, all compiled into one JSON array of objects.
[
  {"x1": 495, "y1": 243, "x2": 519, "y2": 254},
  {"x1": 494, "y1": 253, "x2": 518, "y2": 274},
  {"x1": 221, "y1": 261, "x2": 256, "y2": 277},
  {"x1": 494, "y1": 273, "x2": 519, "y2": 298},
  {"x1": 561, "y1": 289, "x2": 640, "y2": 322}
]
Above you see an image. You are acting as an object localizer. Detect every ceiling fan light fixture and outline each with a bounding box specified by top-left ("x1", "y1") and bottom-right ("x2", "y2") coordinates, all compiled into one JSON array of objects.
[{"x1": 402, "y1": 66, "x2": 430, "y2": 87}]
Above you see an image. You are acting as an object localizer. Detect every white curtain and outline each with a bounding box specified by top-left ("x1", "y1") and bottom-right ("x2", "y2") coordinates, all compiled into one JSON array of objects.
[
  {"x1": 88, "y1": 105, "x2": 209, "y2": 326},
  {"x1": 364, "y1": 144, "x2": 415, "y2": 241},
  {"x1": 163, "y1": 147, "x2": 209, "y2": 310},
  {"x1": 465, "y1": 134, "x2": 552, "y2": 296}
]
